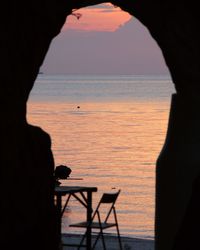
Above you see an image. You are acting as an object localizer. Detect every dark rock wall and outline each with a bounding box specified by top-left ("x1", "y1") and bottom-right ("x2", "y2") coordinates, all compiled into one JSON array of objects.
[
  {"x1": 0, "y1": 1, "x2": 72, "y2": 249},
  {"x1": 111, "y1": 2, "x2": 200, "y2": 249},
  {"x1": 1, "y1": 1, "x2": 199, "y2": 249}
]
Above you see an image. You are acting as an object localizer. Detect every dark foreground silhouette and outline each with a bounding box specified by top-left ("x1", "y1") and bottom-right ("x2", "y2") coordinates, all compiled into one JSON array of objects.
[
  {"x1": 0, "y1": 124, "x2": 58, "y2": 249},
  {"x1": 173, "y1": 174, "x2": 200, "y2": 250},
  {"x1": 54, "y1": 165, "x2": 72, "y2": 186},
  {"x1": 1, "y1": 1, "x2": 200, "y2": 250}
]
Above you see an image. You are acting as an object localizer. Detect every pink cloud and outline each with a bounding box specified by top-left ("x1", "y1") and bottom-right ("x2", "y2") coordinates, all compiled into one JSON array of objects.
[{"x1": 63, "y1": 3, "x2": 131, "y2": 32}]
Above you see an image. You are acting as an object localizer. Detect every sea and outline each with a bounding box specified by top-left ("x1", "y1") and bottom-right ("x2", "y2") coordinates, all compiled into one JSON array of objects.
[{"x1": 27, "y1": 74, "x2": 175, "y2": 240}]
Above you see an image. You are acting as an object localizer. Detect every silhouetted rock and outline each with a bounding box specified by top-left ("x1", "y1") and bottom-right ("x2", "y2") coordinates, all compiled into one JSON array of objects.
[
  {"x1": 173, "y1": 173, "x2": 200, "y2": 250},
  {"x1": 1, "y1": 1, "x2": 200, "y2": 250},
  {"x1": 0, "y1": 2, "x2": 73, "y2": 249}
]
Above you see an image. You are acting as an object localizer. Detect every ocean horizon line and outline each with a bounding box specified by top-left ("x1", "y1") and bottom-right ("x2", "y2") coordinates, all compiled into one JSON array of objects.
[{"x1": 37, "y1": 73, "x2": 171, "y2": 78}]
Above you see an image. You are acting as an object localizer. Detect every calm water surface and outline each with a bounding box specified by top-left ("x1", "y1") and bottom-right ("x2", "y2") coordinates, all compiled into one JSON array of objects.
[{"x1": 27, "y1": 75, "x2": 175, "y2": 239}]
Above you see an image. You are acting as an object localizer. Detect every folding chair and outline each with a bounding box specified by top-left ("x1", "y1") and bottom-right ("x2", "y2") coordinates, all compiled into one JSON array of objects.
[{"x1": 69, "y1": 189, "x2": 123, "y2": 250}]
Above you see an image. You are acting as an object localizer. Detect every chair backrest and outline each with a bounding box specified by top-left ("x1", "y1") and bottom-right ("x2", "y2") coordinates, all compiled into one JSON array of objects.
[
  {"x1": 100, "y1": 190, "x2": 121, "y2": 204},
  {"x1": 92, "y1": 190, "x2": 121, "y2": 222}
]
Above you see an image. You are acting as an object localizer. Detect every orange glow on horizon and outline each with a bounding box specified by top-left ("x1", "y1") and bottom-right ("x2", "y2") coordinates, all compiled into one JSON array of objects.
[{"x1": 63, "y1": 3, "x2": 131, "y2": 32}]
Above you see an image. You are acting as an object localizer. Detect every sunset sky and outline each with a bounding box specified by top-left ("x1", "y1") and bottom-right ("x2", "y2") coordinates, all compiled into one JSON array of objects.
[
  {"x1": 63, "y1": 3, "x2": 131, "y2": 32},
  {"x1": 42, "y1": 4, "x2": 169, "y2": 75}
]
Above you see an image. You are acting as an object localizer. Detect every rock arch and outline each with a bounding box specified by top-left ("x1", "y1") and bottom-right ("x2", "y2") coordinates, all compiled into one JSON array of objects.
[{"x1": 0, "y1": 1, "x2": 199, "y2": 250}]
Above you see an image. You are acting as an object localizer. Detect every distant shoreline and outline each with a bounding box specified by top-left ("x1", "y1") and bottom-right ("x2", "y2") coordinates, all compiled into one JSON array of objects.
[{"x1": 36, "y1": 73, "x2": 171, "y2": 78}]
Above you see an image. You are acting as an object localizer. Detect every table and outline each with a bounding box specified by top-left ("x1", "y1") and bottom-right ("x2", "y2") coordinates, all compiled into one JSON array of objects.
[{"x1": 54, "y1": 186, "x2": 98, "y2": 250}]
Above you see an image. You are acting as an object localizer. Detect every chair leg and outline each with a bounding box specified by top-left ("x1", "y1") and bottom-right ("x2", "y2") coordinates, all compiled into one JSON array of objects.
[
  {"x1": 92, "y1": 230, "x2": 106, "y2": 250},
  {"x1": 113, "y1": 208, "x2": 123, "y2": 250},
  {"x1": 77, "y1": 233, "x2": 86, "y2": 250},
  {"x1": 116, "y1": 224, "x2": 123, "y2": 250},
  {"x1": 92, "y1": 233, "x2": 101, "y2": 250},
  {"x1": 100, "y1": 231, "x2": 107, "y2": 250}
]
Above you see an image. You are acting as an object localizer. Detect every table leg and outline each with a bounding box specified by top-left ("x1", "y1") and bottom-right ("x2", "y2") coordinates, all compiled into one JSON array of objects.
[
  {"x1": 56, "y1": 194, "x2": 62, "y2": 248},
  {"x1": 86, "y1": 191, "x2": 93, "y2": 250}
]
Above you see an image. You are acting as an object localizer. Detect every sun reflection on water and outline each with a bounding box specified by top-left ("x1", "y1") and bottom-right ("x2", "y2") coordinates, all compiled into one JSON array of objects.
[{"x1": 27, "y1": 100, "x2": 170, "y2": 239}]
